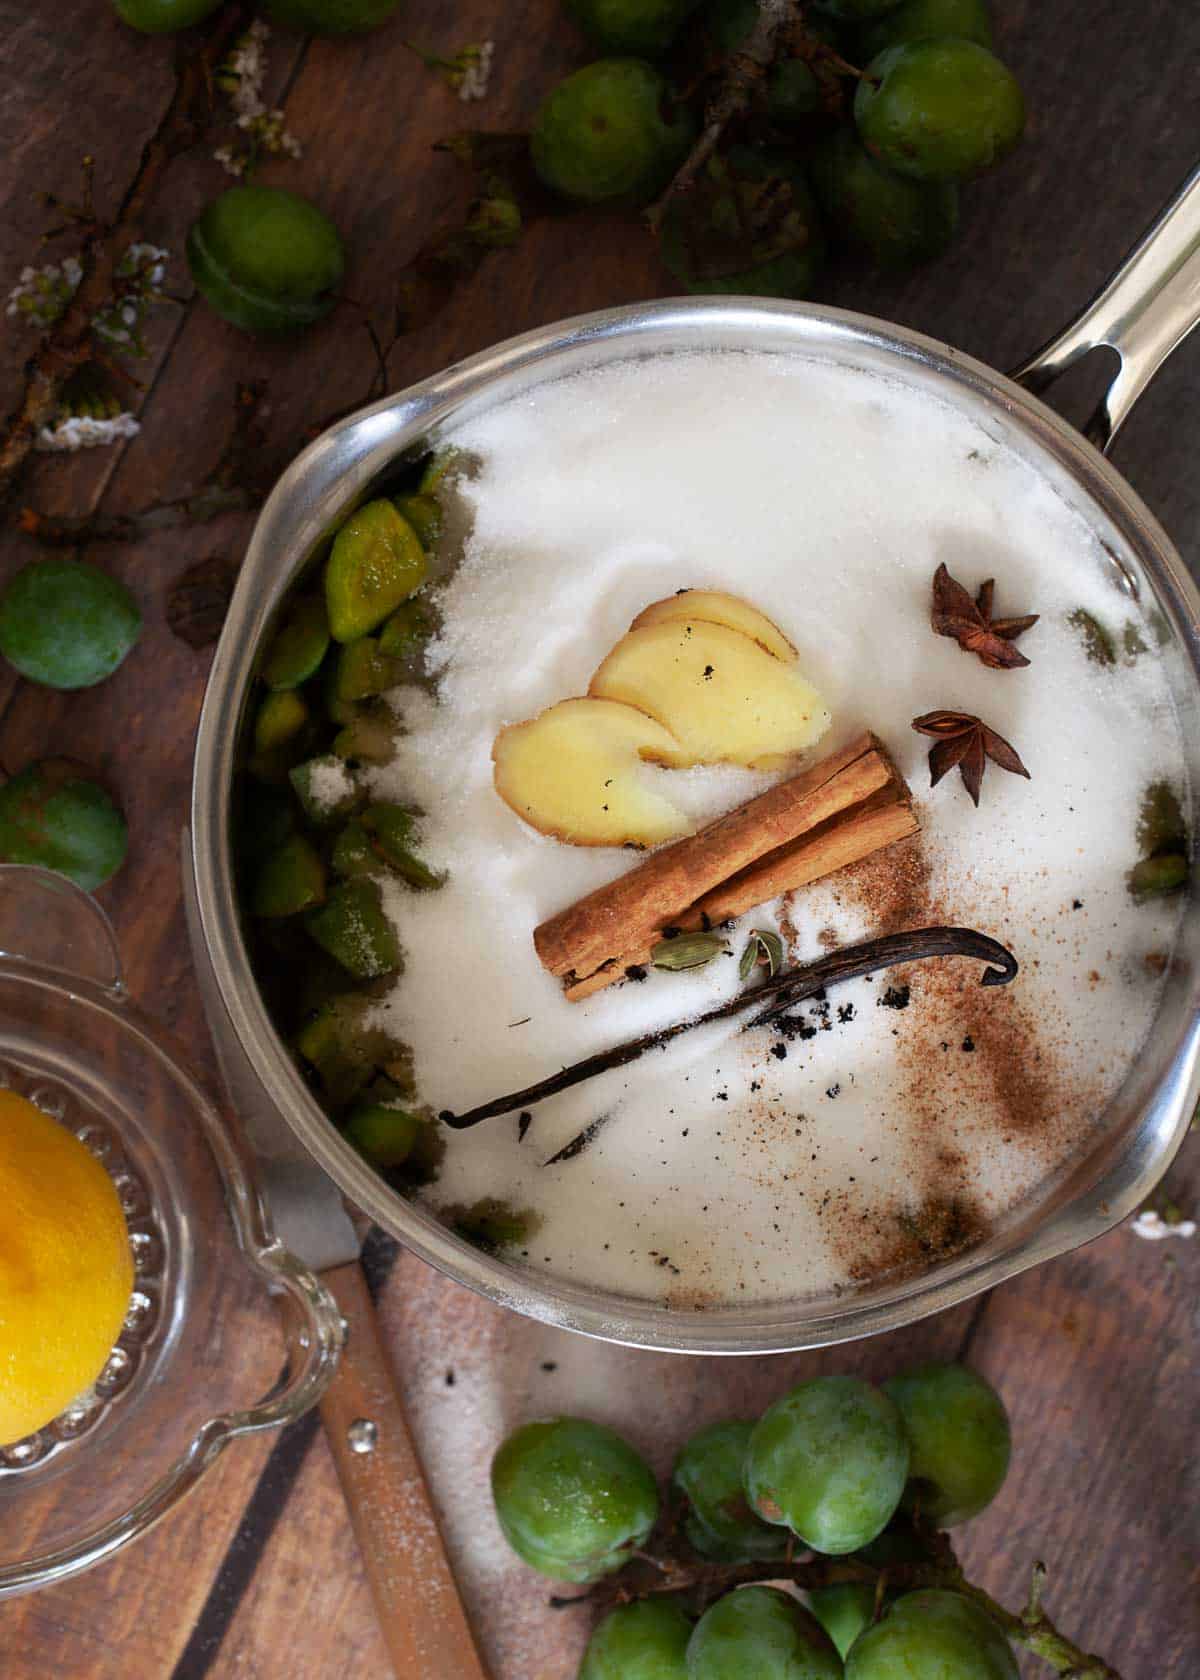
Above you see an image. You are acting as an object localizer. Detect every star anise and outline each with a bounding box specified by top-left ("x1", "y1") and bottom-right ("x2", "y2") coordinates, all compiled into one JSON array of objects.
[
  {"x1": 931, "y1": 563, "x2": 1039, "y2": 669},
  {"x1": 912, "y1": 710, "x2": 1031, "y2": 807}
]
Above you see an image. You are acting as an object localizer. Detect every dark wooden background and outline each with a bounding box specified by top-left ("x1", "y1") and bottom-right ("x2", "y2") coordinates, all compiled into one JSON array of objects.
[{"x1": 2, "y1": 1, "x2": 1198, "y2": 1674}]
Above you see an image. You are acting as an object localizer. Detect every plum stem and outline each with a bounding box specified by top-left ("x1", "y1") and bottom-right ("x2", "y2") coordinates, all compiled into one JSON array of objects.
[
  {"x1": 644, "y1": 0, "x2": 802, "y2": 235},
  {"x1": 551, "y1": 1529, "x2": 1122, "y2": 1677}
]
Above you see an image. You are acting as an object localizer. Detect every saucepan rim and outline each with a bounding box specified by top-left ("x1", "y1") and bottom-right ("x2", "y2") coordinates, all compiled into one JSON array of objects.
[{"x1": 190, "y1": 296, "x2": 1200, "y2": 1354}]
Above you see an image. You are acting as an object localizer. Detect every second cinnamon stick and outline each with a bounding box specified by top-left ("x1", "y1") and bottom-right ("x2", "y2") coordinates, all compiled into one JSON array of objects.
[{"x1": 534, "y1": 732, "x2": 915, "y2": 999}]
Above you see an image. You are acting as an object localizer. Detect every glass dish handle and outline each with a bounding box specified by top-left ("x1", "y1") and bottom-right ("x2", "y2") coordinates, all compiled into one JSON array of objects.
[
  {"x1": 1012, "y1": 164, "x2": 1200, "y2": 453},
  {"x1": 0, "y1": 865, "x2": 125, "y2": 996}
]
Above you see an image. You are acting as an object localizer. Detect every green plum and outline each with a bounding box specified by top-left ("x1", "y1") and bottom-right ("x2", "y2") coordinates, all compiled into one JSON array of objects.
[
  {"x1": 809, "y1": 127, "x2": 957, "y2": 268},
  {"x1": 857, "y1": 0, "x2": 992, "y2": 57},
  {"x1": 253, "y1": 832, "x2": 326, "y2": 918},
  {"x1": 262, "y1": 595, "x2": 330, "y2": 690},
  {"x1": 884, "y1": 1364, "x2": 1011, "y2": 1525},
  {"x1": 579, "y1": 1599, "x2": 693, "y2": 1679},
  {"x1": 0, "y1": 760, "x2": 127, "y2": 891},
  {"x1": 236, "y1": 780, "x2": 295, "y2": 869},
  {"x1": 113, "y1": 0, "x2": 221, "y2": 30},
  {"x1": 325, "y1": 500, "x2": 427, "y2": 642},
  {"x1": 0, "y1": 559, "x2": 141, "y2": 691},
  {"x1": 342, "y1": 1099, "x2": 421, "y2": 1167},
  {"x1": 809, "y1": 1528, "x2": 924, "y2": 1658},
  {"x1": 1129, "y1": 853, "x2": 1188, "y2": 900},
  {"x1": 294, "y1": 991, "x2": 402, "y2": 1107},
  {"x1": 265, "y1": 0, "x2": 402, "y2": 34},
  {"x1": 567, "y1": 0, "x2": 701, "y2": 56},
  {"x1": 187, "y1": 186, "x2": 345, "y2": 335},
  {"x1": 254, "y1": 689, "x2": 310, "y2": 756},
  {"x1": 531, "y1": 59, "x2": 694, "y2": 205},
  {"x1": 660, "y1": 148, "x2": 825, "y2": 298},
  {"x1": 854, "y1": 40, "x2": 1025, "y2": 182},
  {"x1": 845, "y1": 1590, "x2": 1018, "y2": 1679},
  {"x1": 492, "y1": 1417, "x2": 659, "y2": 1582},
  {"x1": 700, "y1": 0, "x2": 835, "y2": 118},
  {"x1": 768, "y1": 57, "x2": 822, "y2": 121},
  {"x1": 305, "y1": 878, "x2": 400, "y2": 979},
  {"x1": 745, "y1": 1376, "x2": 909, "y2": 1554},
  {"x1": 818, "y1": 0, "x2": 906, "y2": 18},
  {"x1": 807, "y1": 1585, "x2": 877, "y2": 1662},
  {"x1": 672, "y1": 1421, "x2": 788, "y2": 1562},
  {"x1": 686, "y1": 1587, "x2": 842, "y2": 1679}
]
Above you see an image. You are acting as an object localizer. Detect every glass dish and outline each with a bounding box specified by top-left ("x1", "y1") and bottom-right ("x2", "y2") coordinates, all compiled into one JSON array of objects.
[{"x1": 0, "y1": 866, "x2": 343, "y2": 1598}]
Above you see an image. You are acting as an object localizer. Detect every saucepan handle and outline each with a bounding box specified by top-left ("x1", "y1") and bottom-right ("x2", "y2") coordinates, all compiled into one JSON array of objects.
[{"x1": 1012, "y1": 164, "x2": 1200, "y2": 454}]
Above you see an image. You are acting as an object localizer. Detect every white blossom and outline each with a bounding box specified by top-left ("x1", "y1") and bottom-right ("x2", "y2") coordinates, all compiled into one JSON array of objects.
[
  {"x1": 6, "y1": 257, "x2": 83, "y2": 328},
  {"x1": 457, "y1": 40, "x2": 495, "y2": 102},
  {"x1": 36, "y1": 412, "x2": 141, "y2": 453},
  {"x1": 215, "y1": 22, "x2": 303, "y2": 173},
  {"x1": 213, "y1": 144, "x2": 247, "y2": 179},
  {"x1": 1130, "y1": 1208, "x2": 1196, "y2": 1241}
]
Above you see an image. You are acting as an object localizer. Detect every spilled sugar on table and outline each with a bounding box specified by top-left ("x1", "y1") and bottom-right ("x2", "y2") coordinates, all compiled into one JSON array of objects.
[{"x1": 1, "y1": 0, "x2": 1198, "y2": 1675}]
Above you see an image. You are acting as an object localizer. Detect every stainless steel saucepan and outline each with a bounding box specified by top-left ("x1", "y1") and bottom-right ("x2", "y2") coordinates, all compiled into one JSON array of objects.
[{"x1": 190, "y1": 167, "x2": 1200, "y2": 1355}]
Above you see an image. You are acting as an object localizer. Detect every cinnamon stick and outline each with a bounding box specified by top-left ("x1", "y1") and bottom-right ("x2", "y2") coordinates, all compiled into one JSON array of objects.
[
  {"x1": 683, "y1": 790, "x2": 919, "y2": 931},
  {"x1": 534, "y1": 733, "x2": 917, "y2": 1000}
]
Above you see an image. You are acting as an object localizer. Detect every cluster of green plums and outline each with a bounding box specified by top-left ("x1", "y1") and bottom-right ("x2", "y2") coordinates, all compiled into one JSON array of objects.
[
  {"x1": 492, "y1": 1362, "x2": 1018, "y2": 1678},
  {"x1": 113, "y1": 0, "x2": 402, "y2": 38},
  {"x1": 233, "y1": 455, "x2": 456, "y2": 1173},
  {"x1": 0, "y1": 558, "x2": 140, "y2": 888},
  {"x1": 117, "y1": 0, "x2": 1024, "y2": 337},
  {"x1": 537, "y1": 0, "x2": 1024, "y2": 292}
]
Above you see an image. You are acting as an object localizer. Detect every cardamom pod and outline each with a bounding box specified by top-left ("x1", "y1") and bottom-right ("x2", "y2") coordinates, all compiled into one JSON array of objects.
[
  {"x1": 650, "y1": 932, "x2": 729, "y2": 972},
  {"x1": 739, "y1": 927, "x2": 785, "y2": 981}
]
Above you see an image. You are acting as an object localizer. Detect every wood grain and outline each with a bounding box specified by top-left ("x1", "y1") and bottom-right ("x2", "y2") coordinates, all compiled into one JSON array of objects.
[
  {"x1": 318, "y1": 1262, "x2": 491, "y2": 1680},
  {"x1": 0, "y1": 0, "x2": 1197, "y2": 1676}
]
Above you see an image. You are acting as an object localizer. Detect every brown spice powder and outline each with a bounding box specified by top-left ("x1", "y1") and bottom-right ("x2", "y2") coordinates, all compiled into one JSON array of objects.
[{"x1": 808, "y1": 833, "x2": 1100, "y2": 1288}]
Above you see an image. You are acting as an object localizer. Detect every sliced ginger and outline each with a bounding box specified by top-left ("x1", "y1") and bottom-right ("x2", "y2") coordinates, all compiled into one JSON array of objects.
[
  {"x1": 589, "y1": 619, "x2": 830, "y2": 770},
  {"x1": 630, "y1": 590, "x2": 797, "y2": 663},
  {"x1": 492, "y1": 697, "x2": 689, "y2": 847},
  {"x1": 493, "y1": 591, "x2": 829, "y2": 843}
]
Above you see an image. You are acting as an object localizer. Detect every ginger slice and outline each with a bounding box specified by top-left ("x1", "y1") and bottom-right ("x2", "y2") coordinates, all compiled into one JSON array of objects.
[
  {"x1": 589, "y1": 620, "x2": 830, "y2": 770},
  {"x1": 492, "y1": 696, "x2": 689, "y2": 847},
  {"x1": 630, "y1": 590, "x2": 797, "y2": 663}
]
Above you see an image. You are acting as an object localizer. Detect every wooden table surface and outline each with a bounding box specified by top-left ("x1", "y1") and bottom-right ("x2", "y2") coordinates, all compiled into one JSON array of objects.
[{"x1": 3, "y1": 2, "x2": 1198, "y2": 1675}]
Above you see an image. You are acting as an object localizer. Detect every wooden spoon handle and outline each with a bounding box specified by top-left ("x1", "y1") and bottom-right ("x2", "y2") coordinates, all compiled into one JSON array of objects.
[{"x1": 318, "y1": 1261, "x2": 491, "y2": 1680}]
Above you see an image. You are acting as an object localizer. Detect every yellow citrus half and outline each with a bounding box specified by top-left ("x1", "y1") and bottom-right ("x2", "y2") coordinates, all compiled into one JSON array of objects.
[{"x1": 0, "y1": 1089, "x2": 134, "y2": 1445}]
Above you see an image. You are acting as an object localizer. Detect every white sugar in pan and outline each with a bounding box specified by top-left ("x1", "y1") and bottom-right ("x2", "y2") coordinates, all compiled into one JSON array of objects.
[{"x1": 364, "y1": 350, "x2": 1186, "y2": 1306}]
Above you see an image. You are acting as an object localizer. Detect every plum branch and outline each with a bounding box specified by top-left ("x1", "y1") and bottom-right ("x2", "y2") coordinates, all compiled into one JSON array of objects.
[
  {"x1": 552, "y1": 1530, "x2": 1122, "y2": 1677},
  {"x1": 0, "y1": 2, "x2": 251, "y2": 499},
  {"x1": 644, "y1": 0, "x2": 804, "y2": 235}
]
